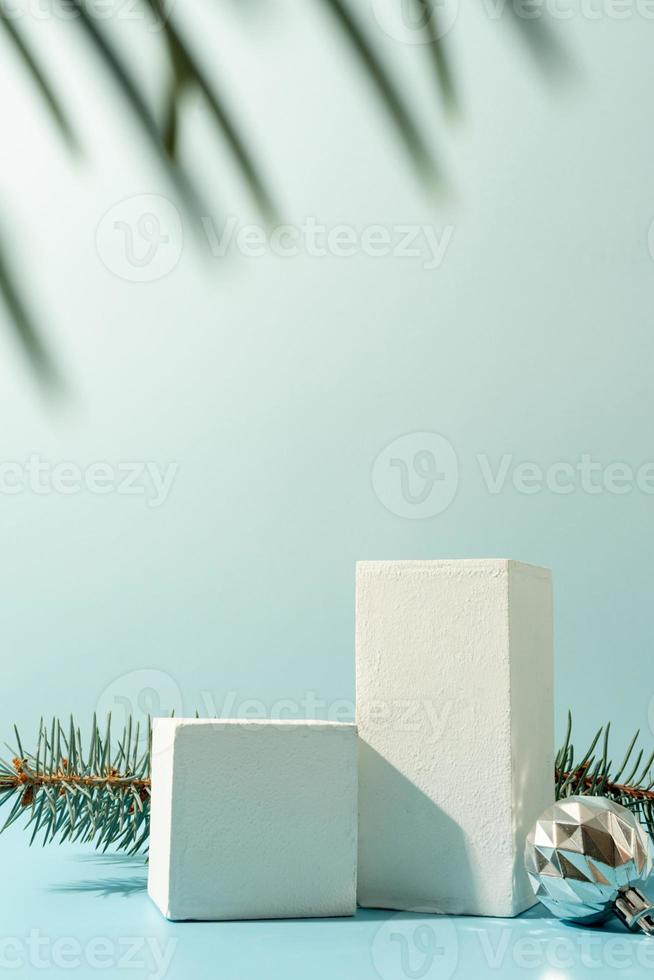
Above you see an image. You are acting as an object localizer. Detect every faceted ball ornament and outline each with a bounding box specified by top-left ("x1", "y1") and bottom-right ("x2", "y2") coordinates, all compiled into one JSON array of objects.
[{"x1": 525, "y1": 795, "x2": 653, "y2": 925}]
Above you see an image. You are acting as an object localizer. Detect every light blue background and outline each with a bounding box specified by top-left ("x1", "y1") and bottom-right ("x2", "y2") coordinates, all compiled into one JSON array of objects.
[{"x1": 0, "y1": 0, "x2": 653, "y2": 976}]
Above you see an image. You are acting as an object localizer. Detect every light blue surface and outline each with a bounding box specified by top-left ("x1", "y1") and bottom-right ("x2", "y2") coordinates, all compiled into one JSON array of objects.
[{"x1": 2, "y1": 827, "x2": 654, "y2": 980}]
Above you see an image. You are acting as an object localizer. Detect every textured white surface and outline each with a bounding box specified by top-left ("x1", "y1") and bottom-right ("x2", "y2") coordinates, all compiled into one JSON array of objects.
[
  {"x1": 356, "y1": 559, "x2": 554, "y2": 916},
  {"x1": 148, "y1": 719, "x2": 358, "y2": 921}
]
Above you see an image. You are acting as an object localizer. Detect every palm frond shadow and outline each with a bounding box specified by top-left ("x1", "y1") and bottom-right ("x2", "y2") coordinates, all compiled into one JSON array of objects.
[
  {"x1": 49, "y1": 876, "x2": 147, "y2": 898},
  {"x1": 0, "y1": 0, "x2": 567, "y2": 388},
  {"x1": 0, "y1": 232, "x2": 62, "y2": 394},
  {"x1": 0, "y1": 12, "x2": 78, "y2": 152},
  {"x1": 72, "y1": 852, "x2": 147, "y2": 868}
]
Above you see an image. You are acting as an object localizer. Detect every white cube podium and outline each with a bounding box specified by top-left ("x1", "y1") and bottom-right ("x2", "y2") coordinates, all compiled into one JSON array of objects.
[
  {"x1": 148, "y1": 719, "x2": 358, "y2": 920},
  {"x1": 356, "y1": 559, "x2": 554, "y2": 916}
]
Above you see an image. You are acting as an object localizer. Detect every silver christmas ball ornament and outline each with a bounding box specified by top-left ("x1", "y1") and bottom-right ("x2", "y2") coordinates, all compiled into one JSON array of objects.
[{"x1": 525, "y1": 795, "x2": 654, "y2": 934}]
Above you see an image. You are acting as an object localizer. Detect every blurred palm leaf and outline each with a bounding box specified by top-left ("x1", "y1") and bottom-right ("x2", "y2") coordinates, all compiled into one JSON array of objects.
[
  {"x1": 504, "y1": 0, "x2": 566, "y2": 71},
  {"x1": 0, "y1": 230, "x2": 61, "y2": 391},
  {"x1": 415, "y1": 0, "x2": 457, "y2": 113},
  {"x1": 0, "y1": 0, "x2": 564, "y2": 388},
  {"x1": 0, "y1": 11, "x2": 78, "y2": 153},
  {"x1": 144, "y1": 0, "x2": 279, "y2": 222},
  {"x1": 318, "y1": 0, "x2": 441, "y2": 180},
  {"x1": 65, "y1": 0, "x2": 206, "y2": 219}
]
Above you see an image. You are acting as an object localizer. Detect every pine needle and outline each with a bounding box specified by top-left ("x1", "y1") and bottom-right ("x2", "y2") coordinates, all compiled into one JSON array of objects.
[
  {"x1": 4, "y1": 711, "x2": 653, "y2": 855},
  {"x1": 0, "y1": 717, "x2": 150, "y2": 853},
  {"x1": 556, "y1": 715, "x2": 654, "y2": 838}
]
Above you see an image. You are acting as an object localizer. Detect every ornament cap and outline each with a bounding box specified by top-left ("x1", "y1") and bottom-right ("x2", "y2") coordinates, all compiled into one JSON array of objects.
[{"x1": 614, "y1": 887, "x2": 654, "y2": 935}]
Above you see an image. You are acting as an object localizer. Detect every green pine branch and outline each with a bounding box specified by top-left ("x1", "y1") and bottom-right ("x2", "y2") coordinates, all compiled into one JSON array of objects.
[
  {"x1": 0, "y1": 716, "x2": 150, "y2": 854},
  {"x1": 555, "y1": 711, "x2": 654, "y2": 837},
  {"x1": 5, "y1": 710, "x2": 647, "y2": 855}
]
